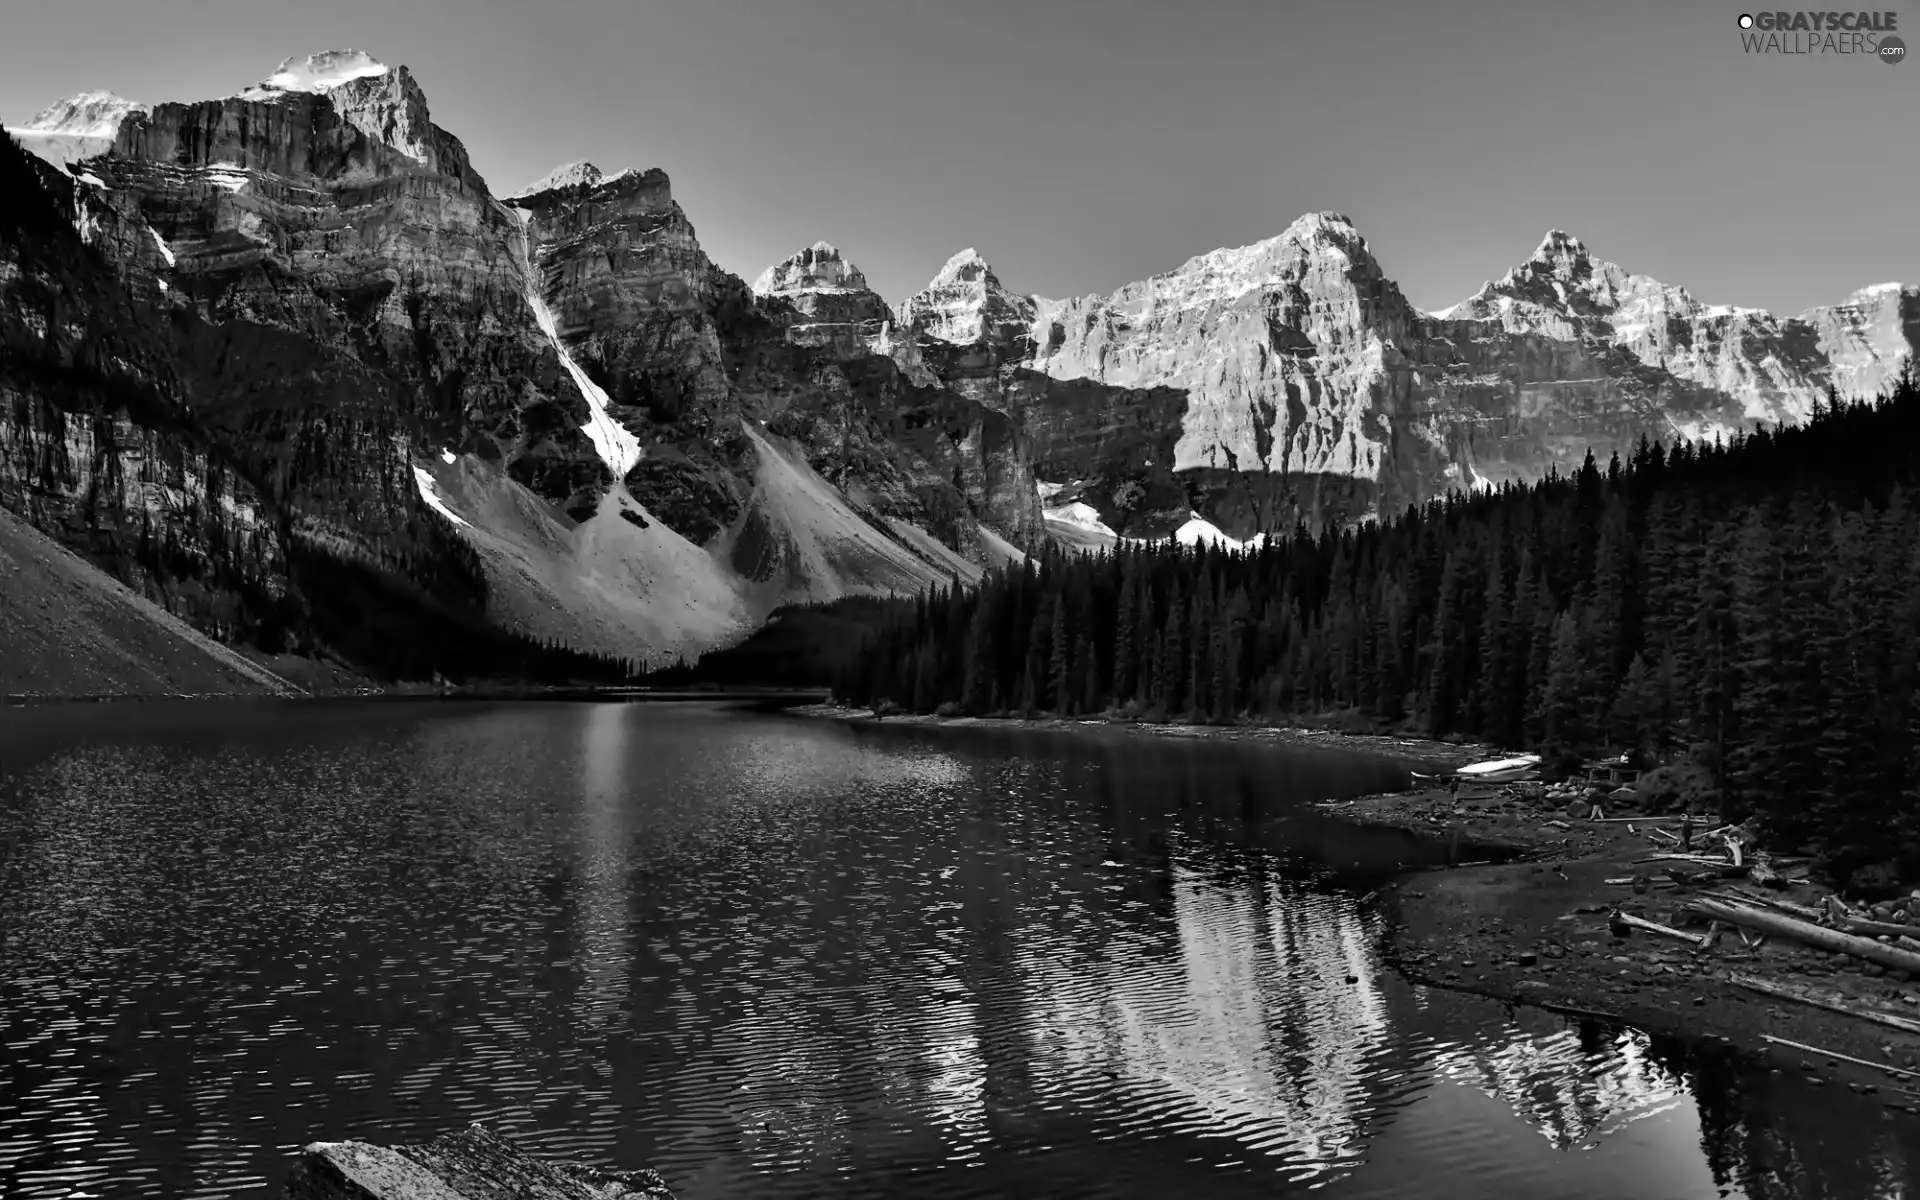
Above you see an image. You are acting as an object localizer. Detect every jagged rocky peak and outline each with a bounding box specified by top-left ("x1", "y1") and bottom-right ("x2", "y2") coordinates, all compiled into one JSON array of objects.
[
  {"x1": 512, "y1": 160, "x2": 603, "y2": 199},
  {"x1": 753, "y1": 242, "x2": 898, "y2": 360},
  {"x1": 752, "y1": 241, "x2": 871, "y2": 296},
  {"x1": 235, "y1": 49, "x2": 393, "y2": 99},
  {"x1": 284, "y1": 53, "x2": 484, "y2": 187},
  {"x1": 1527, "y1": 228, "x2": 1590, "y2": 274},
  {"x1": 1284, "y1": 210, "x2": 1366, "y2": 246},
  {"x1": 899, "y1": 246, "x2": 1037, "y2": 346},
  {"x1": 505, "y1": 160, "x2": 657, "y2": 206},
  {"x1": 930, "y1": 246, "x2": 996, "y2": 287},
  {"x1": 1131, "y1": 211, "x2": 1384, "y2": 305},
  {"x1": 1442, "y1": 228, "x2": 1704, "y2": 334}
]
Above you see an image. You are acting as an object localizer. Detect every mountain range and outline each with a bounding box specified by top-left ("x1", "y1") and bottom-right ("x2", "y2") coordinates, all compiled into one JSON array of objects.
[{"x1": 3, "y1": 49, "x2": 1914, "y2": 679}]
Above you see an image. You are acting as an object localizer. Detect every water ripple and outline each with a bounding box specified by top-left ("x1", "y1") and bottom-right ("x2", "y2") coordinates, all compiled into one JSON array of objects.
[{"x1": 0, "y1": 702, "x2": 1913, "y2": 1199}]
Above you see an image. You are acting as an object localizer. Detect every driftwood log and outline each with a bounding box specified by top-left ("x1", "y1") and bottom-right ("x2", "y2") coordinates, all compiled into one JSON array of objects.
[
  {"x1": 1611, "y1": 909, "x2": 1711, "y2": 948},
  {"x1": 1761, "y1": 1034, "x2": 1920, "y2": 1080},
  {"x1": 1720, "y1": 887, "x2": 1826, "y2": 922},
  {"x1": 282, "y1": 1123, "x2": 675, "y2": 1200},
  {"x1": 1728, "y1": 972, "x2": 1920, "y2": 1037},
  {"x1": 1842, "y1": 917, "x2": 1920, "y2": 940},
  {"x1": 1688, "y1": 898, "x2": 1920, "y2": 975}
]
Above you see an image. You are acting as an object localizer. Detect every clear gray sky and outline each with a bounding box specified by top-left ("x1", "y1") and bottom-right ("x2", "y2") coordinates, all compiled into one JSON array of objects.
[{"x1": 2, "y1": 0, "x2": 1912, "y2": 314}]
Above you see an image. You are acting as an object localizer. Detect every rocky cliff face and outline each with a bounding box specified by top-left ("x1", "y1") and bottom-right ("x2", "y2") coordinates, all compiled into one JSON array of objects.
[
  {"x1": 894, "y1": 218, "x2": 1917, "y2": 540},
  {"x1": 3, "y1": 52, "x2": 1031, "y2": 678},
  {"x1": 503, "y1": 164, "x2": 1045, "y2": 574},
  {"x1": 1803, "y1": 282, "x2": 1920, "y2": 404},
  {"x1": 0, "y1": 133, "x2": 289, "y2": 643},
  {"x1": 746, "y1": 240, "x2": 1043, "y2": 551}
]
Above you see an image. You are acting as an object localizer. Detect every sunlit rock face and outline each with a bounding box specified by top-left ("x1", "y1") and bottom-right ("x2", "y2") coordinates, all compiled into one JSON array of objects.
[
  {"x1": 900, "y1": 248, "x2": 1038, "y2": 349},
  {"x1": 1421, "y1": 230, "x2": 1836, "y2": 491},
  {"x1": 751, "y1": 241, "x2": 894, "y2": 360},
  {"x1": 898, "y1": 218, "x2": 1916, "y2": 540},
  {"x1": 1802, "y1": 281, "x2": 1920, "y2": 405}
]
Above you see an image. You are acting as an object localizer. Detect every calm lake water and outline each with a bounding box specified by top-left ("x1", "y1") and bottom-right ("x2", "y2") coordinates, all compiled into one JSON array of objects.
[{"x1": 0, "y1": 701, "x2": 1914, "y2": 1199}]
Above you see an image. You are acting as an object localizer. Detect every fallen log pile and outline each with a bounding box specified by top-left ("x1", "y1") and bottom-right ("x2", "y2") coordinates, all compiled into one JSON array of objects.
[
  {"x1": 1686, "y1": 898, "x2": 1920, "y2": 976},
  {"x1": 1577, "y1": 812, "x2": 1920, "y2": 1054}
]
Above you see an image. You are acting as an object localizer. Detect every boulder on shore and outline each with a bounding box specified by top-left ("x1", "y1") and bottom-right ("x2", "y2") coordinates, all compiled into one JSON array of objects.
[{"x1": 282, "y1": 1123, "x2": 675, "y2": 1199}]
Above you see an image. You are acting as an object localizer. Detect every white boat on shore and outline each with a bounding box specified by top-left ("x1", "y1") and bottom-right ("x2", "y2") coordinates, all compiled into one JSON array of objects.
[{"x1": 1450, "y1": 753, "x2": 1543, "y2": 784}]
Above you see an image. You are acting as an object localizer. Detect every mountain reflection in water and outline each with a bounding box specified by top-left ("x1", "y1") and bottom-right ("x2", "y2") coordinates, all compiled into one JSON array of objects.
[{"x1": 0, "y1": 700, "x2": 1914, "y2": 1199}]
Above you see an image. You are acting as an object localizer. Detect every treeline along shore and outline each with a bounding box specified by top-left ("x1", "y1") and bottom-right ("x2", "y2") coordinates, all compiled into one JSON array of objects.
[{"x1": 815, "y1": 371, "x2": 1920, "y2": 896}]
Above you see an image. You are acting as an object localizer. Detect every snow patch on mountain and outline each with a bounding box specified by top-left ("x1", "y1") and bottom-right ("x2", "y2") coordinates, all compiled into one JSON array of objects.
[
  {"x1": 1174, "y1": 515, "x2": 1263, "y2": 551},
  {"x1": 411, "y1": 465, "x2": 470, "y2": 528},
  {"x1": 506, "y1": 204, "x2": 643, "y2": 477},
  {"x1": 236, "y1": 50, "x2": 391, "y2": 100},
  {"x1": 1045, "y1": 500, "x2": 1117, "y2": 539},
  {"x1": 147, "y1": 224, "x2": 175, "y2": 266}
]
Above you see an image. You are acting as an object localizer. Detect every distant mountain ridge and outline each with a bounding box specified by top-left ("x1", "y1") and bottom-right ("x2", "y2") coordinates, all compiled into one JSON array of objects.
[
  {"x1": 3, "y1": 49, "x2": 1913, "y2": 684},
  {"x1": 867, "y1": 216, "x2": 1916, "y2": 541}
]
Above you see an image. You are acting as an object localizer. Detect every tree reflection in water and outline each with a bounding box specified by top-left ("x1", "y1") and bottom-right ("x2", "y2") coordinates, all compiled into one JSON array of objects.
[{"x1": 1670, "y1": 1039, "x2": 1919, "y2": 1200}]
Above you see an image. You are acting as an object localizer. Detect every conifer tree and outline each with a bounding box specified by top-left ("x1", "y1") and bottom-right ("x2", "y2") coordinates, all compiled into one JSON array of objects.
[
  {"x1": 1050, "y1": 592, "x2": 1071, "y2": 716},
  {"x1": 1113, "y1": 560, "x2": 1139, "y2": 703}
]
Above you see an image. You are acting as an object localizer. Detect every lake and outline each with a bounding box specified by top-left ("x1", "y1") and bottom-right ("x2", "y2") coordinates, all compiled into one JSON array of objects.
[{"x1": 0, "y1": 701, "x2": 1912, "y2": 1199}]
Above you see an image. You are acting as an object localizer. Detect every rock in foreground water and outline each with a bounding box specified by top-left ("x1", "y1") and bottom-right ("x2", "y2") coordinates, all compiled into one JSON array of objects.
[{"x1": 282, "y1": 1123, "x2": 675, "y2": 1200}]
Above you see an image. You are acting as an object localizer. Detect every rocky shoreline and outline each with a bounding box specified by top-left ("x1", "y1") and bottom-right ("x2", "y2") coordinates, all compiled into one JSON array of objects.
[
  {"x1": 1322, "y1": 785, "x2": 1920, "y2": 1109},
  {"x1": 787, "y1": 702, "x2": 1492, "y2": 769}
]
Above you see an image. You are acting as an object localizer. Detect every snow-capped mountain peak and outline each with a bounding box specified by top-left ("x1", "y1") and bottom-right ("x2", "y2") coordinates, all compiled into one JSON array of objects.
[
  {"x1": 18, "y1": 91, "x2": 146, "y2": 136},
  {"x1": 1851, "y1": 281, "x2": 1910, "y2": 300},
  {"x1": 237, "y1": 50, "x2": 392, "y2": 100},
  {"x1": 5, "y1": 90, "x2": 148, "y2": 170}
]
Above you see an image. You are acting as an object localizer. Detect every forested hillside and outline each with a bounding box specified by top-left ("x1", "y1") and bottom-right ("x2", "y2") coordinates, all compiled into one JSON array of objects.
[{"x1": 837, "y1": 373, "x2": 1920, "y2": 892}]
